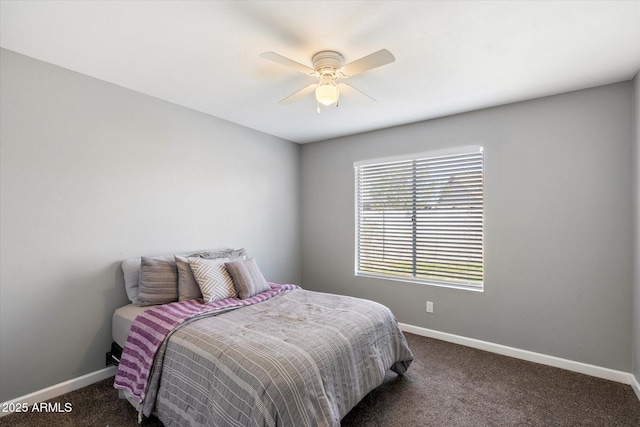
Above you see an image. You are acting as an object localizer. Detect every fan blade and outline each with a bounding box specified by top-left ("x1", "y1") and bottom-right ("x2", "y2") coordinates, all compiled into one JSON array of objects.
[
  {"x1": 341, "y1": 49, "x2": 395, "y2": 77},
  {"x1": 279, "y1": 83, "x2": 317, "y2": 104},
  {"x1": 339, "y1": 83, "x2": 377, "y2": 103},
  {"x1": 261, "y1": 52, "x2": 315, "y2": 75}
]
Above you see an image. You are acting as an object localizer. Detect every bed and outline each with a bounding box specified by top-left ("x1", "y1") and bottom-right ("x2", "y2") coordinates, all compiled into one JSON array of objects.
[{"x1": 112, "y1": 249, "x2": 414, "y2": 426}]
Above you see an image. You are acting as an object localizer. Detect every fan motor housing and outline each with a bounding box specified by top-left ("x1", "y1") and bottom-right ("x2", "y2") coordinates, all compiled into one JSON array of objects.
[{"x1": 312, "y1": 51, "x2": 344, "y2": 73}]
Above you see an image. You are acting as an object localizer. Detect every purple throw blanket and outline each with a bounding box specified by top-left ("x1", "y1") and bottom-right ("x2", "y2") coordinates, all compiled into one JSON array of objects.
[{"x1": 114, "y1": 284, "x2": 299, "y2": 404}]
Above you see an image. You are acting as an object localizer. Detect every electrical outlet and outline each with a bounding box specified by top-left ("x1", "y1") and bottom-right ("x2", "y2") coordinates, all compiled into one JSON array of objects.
[
  {"x1": 426, "y1": 301, "x2": 434, "y2": 313},
  {"x1": 106, "y1": 352, "x2": 113, "y2": 367}
]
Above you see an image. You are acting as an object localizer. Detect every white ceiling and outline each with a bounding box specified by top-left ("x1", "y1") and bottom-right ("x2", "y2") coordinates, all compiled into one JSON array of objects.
[{"x1": 1, "y1": 1, "x2": 639, "y2": 144}]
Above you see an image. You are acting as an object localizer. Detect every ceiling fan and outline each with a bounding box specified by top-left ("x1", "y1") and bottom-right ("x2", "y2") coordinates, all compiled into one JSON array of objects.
[{"x1": 260, "y1": 49, "x2": 395, "y2": 113}]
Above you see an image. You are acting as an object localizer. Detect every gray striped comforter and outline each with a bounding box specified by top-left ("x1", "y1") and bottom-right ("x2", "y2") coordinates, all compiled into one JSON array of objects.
[{"x1": 152, "y1": 288, "x2": 413, "y2": 426}]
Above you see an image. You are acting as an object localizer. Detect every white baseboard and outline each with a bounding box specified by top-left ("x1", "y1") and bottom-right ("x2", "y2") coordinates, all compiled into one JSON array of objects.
[
  {"x1": 632, "y1": 374, "x2": 640, "y2": 402},
  {"x1": 400, "y1": 323, "x2": 634, "y2": 387},
  {"x1": 0, "y1": 366, "x2": 117, "y2": 418}
]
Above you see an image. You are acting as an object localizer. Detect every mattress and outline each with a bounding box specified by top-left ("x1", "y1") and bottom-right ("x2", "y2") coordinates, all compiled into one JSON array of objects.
[{"x1": 112, "y1": 304, "x2": 154, "y2": 348}]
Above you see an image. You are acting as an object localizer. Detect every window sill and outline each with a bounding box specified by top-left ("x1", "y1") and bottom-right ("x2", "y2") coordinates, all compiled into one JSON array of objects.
[{"x1": 355, "y1": 271, "x2": 484, "y2": 292}]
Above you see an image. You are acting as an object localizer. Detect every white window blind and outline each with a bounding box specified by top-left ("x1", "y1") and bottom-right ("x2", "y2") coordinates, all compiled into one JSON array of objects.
[{"x1": 355, "y1": 146, "x2": 484, "y2": 290}]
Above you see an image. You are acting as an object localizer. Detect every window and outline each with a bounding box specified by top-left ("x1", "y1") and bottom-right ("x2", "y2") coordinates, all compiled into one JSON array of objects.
[{"x1": 354, "y1": 146, "x2": 484, "y2": 291}]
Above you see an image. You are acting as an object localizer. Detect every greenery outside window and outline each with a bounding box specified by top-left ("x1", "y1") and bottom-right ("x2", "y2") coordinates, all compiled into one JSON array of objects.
[{"x1": 354, "y1": 146, "x2": 484, "y2": 291}]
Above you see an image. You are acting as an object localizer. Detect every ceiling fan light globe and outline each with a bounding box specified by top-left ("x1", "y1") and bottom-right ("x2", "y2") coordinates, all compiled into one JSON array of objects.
[{"x1": 315, "y1": 84, "x2": 339, "y2": 106}]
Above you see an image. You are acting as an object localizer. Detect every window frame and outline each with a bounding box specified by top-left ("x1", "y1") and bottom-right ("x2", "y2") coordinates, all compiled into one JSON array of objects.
[{"x1": 354, "y1": 145, "x2": 484, "y2": 292}]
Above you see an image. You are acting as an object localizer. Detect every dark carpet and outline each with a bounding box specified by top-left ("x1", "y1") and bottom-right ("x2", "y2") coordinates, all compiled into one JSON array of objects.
[{"x1": 1, "y1": 333, "x2": 639, "y2": 426}]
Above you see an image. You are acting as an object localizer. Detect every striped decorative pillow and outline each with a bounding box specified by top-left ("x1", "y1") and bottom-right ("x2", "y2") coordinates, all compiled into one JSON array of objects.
[
  {"x1": 188, "y1": 257, "x2": 238, "y2": 303},
  {"x1": 225, "y1": 258, "x2": 270, "y2": 299},
  {"x1": 137, "y1": 257, "x2": 179, "y2": 306},
  {"x1": 176, "y1": 249, "x2": 247, "y2": 301}
]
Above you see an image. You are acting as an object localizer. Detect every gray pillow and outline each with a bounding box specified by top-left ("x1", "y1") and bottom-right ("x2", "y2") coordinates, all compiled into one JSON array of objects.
[
  {"x1": 225, "y1": 258, "x2": 270, "y2": 299},
  {"x1": 137, "y1": 257, "x2": 180, "y2": 306},
  {"x1": 228, "y1": 248, "x2": 248, "y2": 258},
  {"x1": 175, "y1": 255, "x2": 203, "y2": 301}
]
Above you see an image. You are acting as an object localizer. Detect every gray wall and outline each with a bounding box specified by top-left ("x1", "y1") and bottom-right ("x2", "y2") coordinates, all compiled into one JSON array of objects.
[
  {"x1": 301, "y1": 82, "x2": 634, "y2": 372},
  {"x1": 0, "y1": 49, "x2": 301, "y2": 402},
  {"x1": 634, "y1": 72, "x2": 640, "y2": 383}
]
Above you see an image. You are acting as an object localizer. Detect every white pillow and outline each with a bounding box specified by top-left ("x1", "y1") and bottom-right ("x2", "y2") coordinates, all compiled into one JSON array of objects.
[{"x1": 187, "y1": 257, "x2": 238, "y2": 303}]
